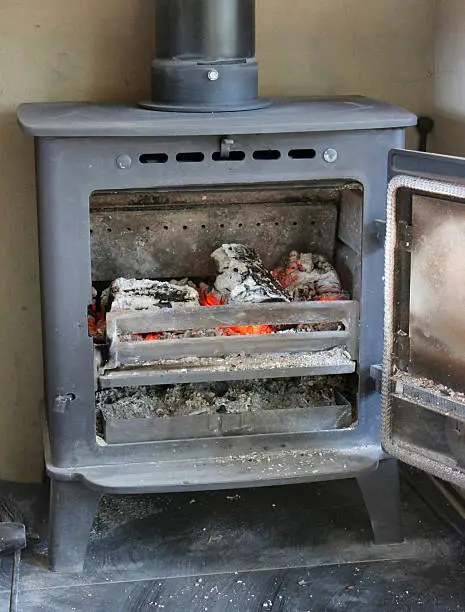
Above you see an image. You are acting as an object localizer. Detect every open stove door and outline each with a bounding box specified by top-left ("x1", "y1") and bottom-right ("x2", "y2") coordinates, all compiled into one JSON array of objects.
[{"x1": 381, "y1": 149, "x2": 465, "y2": 488}]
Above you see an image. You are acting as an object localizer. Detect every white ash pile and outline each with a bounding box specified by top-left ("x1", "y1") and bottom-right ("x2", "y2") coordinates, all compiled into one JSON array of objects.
[{"x1": 96, "y1": 376, "x2": 348, "y2": 421}]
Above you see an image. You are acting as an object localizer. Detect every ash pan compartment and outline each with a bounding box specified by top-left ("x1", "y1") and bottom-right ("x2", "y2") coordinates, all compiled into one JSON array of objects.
[{"x1": 97, "y1": 376, "x2": 356, "y2": 444}]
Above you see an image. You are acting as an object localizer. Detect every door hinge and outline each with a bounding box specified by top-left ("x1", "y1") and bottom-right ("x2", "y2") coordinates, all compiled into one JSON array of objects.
[
  {"x1": 53, "y1": 393, "x2": 77, "y2": 414},
  {"x1": 373, "y1": 219, "x2": 386, "y2": 245},
  {"x1": 370, "y1": 364, "x2": 383, "y2": 393}
]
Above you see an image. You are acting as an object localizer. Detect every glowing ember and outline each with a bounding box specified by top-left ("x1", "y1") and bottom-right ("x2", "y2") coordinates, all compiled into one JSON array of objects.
[
  {"x1": 134, "y1": 333, "x2": 161, "y2": 341},
  {"x1": 88, "y1": 312, "x2": 106, "y2": 339},
  {"x1": 199, "y1": 286, "x2": 274, "y2": 336},
  {"x1": 272, "y1": 252, "x2": 303, "y2": 290},
  {"x1": 90, "y1": 247, "x2": 349, "y2": 344},
  {"x1": 273, "y1": 251, "x2": 347, "y2": 301},
  {"x1": 221, "y1": 324, "x2": 275, "y2": 336},
  {"x1": 88, "y1": 288, "x2": 106, "y2": 340},
  {"x1": 198, "y1": 284, "x2": 225, "y2": 307}
]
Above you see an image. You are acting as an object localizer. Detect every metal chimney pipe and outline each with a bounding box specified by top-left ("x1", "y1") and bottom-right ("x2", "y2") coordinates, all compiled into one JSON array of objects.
[{"x1": 141, "y1": 0, "x2": 269, "y2": 112}]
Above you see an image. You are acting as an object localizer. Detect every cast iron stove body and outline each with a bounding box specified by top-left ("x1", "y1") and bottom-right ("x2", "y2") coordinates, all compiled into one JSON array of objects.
[{"x1": 18, "y1": 98, "x2": 417, "y2": 572}]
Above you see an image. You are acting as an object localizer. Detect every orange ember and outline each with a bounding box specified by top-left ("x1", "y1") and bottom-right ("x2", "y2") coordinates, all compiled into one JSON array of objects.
[
  {"x1": 134, "y1": 333, "x2": 161, "y2": 341},
  {"x1": 199, "y1": 288, "x2": 274, "y2": 336},
  {"x1": 88, "y1": 313, "x2": 106, "y2": 338},
  {"x1": 272, "y1": 253, "x2": 304, "y2": 290},
  {"x1": 221, "y1": 324, "x2": 275, "y2": 336},
  {"x1": 199, "y1": 290, "x2": 225, "y2": 307}
]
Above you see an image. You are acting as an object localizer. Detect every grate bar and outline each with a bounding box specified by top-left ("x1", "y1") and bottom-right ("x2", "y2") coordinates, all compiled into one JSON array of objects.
[
  {"x1": 99, "y1": 353, "x2": 356, "y2": 389},
  {"x1": 106, "y1": 300, "x2": 359, "y2": 368},
  {"x1": 112, "y1": 330, "x2": 350, "y2": 365},
  {"x1": 107, "y1": 300, "x2": 357, "y2": 334}
]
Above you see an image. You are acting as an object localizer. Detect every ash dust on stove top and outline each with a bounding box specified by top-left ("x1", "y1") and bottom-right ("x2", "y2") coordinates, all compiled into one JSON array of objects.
[{"x1": 96, "y1": 376, "x2": 348, "y2": 422}]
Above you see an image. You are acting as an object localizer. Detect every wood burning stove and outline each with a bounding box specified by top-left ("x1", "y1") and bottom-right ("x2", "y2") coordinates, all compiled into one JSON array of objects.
[
  {"x1": 17, "y1": 0, "x2": 465, "y2": 575},
  {"x1": 16, "y1": 99, "x2": 411, "y2": 572}
]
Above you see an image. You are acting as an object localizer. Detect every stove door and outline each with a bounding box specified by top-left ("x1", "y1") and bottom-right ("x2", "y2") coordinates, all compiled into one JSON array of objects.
[{"x1": 382, "y1": 149, "x2": 465, "y2": 487}]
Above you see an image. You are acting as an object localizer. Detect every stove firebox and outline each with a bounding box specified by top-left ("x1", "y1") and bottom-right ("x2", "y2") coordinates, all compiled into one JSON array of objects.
[{"x1": 91, "y1": 182, "x2": 360, "y2": 445}]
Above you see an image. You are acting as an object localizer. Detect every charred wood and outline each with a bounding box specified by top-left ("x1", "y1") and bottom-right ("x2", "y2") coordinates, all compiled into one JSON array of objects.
[
  {"x1": 212, "y1": 244, "x2": 290, "y2": 304},
  {"x1": 273, "y1": 251, "x2": 347, "y2": 301}
]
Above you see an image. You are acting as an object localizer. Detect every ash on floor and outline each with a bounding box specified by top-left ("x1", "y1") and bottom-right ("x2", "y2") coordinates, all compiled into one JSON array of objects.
[
  {"x1": 96, "y1": 376, "x2": 348, "y2": 421},
  {"x1": 4, "y1": 468, "x2": 465, "y2": 612}
]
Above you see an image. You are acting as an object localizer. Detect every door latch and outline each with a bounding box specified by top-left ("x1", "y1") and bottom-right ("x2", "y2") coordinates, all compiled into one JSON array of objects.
[{"x1": 219, "y1": 136, "x2": 235, "y2": 159}]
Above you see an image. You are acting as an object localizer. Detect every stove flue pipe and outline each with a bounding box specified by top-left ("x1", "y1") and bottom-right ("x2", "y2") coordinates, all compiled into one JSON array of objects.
[{"x1": 142, "y1": 0, "x2": 268, "y2": 112}]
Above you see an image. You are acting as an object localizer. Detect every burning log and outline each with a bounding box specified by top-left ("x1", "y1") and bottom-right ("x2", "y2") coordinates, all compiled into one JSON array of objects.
[
  {"x1": 198, "y1": 282, "x2": 275, "y2": 336},
  {"x1": 273, "y1": 251, "x2": 347, "y2": 301},
  {"x1": 105, "y1": 278, "x2": 199, "y2": 311},
  {"x1": 93, "y1": 245, "x2": 349, "y2": 345},
  {"x1": 102, "y1": 278, "x2": 200, "y2": 342},
  {"x1": 212, "y1": 244, "x2": 290, "y2": 304}
]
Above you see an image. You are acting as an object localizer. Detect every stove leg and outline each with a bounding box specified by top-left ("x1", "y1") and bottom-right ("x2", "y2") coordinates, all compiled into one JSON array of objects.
[
  {"x1": 49, "y1": 479, "x2": 101, "y2": 573},
  {"x1": 356, "y1": 458, "x2": 403, "y2": 544}
]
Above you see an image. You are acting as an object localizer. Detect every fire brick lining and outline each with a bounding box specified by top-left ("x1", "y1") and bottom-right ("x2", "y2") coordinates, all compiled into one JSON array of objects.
[{"x1": 89, "y1": 185, "x2": 344, "y2": 281}]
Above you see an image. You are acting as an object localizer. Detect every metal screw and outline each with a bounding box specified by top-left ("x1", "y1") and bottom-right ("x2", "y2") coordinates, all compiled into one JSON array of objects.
[
  {"x1": 207, "y1": 69, "x2": 220, "y2": 81},
  {"x1": 116, "y1": 154, "x2": 132, "y2": 170},
  {"x1": 323, "y1": 148, "x2": 338, "y2": 163}
]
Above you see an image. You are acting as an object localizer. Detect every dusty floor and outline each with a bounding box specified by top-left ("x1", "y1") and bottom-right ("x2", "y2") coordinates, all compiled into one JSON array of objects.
[{"x1": 0, "y1": 467, "x2": 463, "y2": 611}]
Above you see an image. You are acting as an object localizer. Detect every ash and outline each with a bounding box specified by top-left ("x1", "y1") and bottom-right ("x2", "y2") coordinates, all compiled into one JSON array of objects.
[
  {"x1": 97, "y1": 376, "x2": 347, "y2": 421},
  {"x1": 393, "y1": 370, "x2": 465, "y2": 405},
  {"x1": 127, "y1": 345, "x2": 353, "y2": 372},
  {"x1": 90, "y1": 494, "x2": 172, "y2": 538}
]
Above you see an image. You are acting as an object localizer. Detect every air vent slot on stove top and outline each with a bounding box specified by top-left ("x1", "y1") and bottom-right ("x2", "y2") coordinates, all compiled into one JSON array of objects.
[
  {"x1": 253, "y1": 150, "x2": 282, "y2": 160},
  {"x1": 212, "y1": 151, "x2": 246, "y2": 162},
  {"x1": 139, "y1": 153, "x2": 169, "y2": 164},
  {"x1": 176, "y1": 152, "x2": 205, "y2": 163},
  {"x1": 289, "y1": 149, "x2": 317, "y2": 160}
]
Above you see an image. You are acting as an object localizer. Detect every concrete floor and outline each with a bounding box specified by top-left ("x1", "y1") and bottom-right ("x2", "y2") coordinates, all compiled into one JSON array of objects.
[{"x1": 0, "y1": 467, "x2": 463, "y2": 611}]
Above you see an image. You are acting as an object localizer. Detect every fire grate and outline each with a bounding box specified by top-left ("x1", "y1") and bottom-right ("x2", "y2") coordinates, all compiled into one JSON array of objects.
[{"x1": 101, "y1": 300, "x2": 358, "y2": 387}]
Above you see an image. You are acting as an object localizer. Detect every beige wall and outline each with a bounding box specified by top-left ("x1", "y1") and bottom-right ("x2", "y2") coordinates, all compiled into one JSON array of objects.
[
  {"x1": 258, "y1": 1, "x2": 435, "y2": 114},
  {"x1": 0, "y1": 0, "x2": 436, "y2": 482},
  {"x1": 432, "y1": 0, "x2": 465, "y2": 155}
]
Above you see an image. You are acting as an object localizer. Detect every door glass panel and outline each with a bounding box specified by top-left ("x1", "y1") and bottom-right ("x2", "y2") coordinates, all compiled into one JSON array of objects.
[{"x1": 410, "y1": 194, "x2": 465, "y2": 391}]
